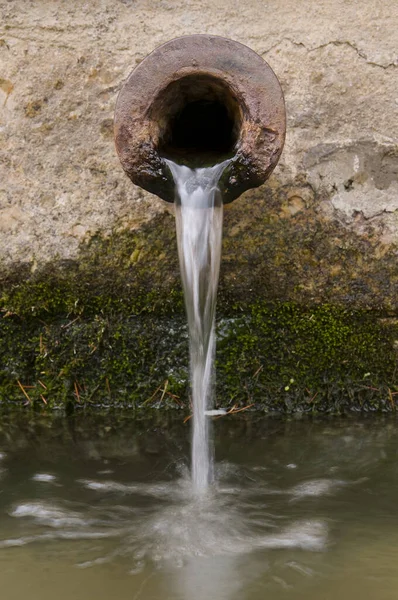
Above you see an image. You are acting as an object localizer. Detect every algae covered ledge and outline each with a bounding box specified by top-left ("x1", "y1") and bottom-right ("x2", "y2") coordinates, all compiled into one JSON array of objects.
[{"x1": 1, "y1": 197, "x2": 397, "y2": 414}]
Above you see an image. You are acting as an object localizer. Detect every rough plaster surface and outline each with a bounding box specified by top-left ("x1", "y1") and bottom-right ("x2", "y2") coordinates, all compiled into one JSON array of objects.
[{"x1": 0, "y1": 0, "x2": 397, "y2": 290}]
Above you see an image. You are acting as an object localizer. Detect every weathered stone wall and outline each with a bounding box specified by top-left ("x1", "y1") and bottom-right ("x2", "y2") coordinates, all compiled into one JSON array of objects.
[{"x1": 0, "y1": 0, "x2": 397, "y2": 411}]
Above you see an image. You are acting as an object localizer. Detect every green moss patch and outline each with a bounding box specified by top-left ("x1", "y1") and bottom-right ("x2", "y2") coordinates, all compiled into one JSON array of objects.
[
  {"x1": 1, "y1": 273, "x2": 397, "y2": 412},
  {"x1": 217, "y1": 303, "x2": 398, "y2": 413}
]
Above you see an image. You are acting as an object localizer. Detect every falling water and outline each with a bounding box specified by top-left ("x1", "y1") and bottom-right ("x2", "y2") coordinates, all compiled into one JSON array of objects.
[{"x1": 166, "y1": 159, "x2": 230, "y2": 493}]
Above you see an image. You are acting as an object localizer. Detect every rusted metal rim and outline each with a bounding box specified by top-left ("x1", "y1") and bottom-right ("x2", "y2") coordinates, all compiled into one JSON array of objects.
[{"x1": 114, "y1": 35, "x2": 286, "y2": 203}]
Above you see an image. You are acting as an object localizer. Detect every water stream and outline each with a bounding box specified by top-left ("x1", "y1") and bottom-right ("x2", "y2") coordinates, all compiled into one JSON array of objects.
[{"x1": 166, "y1": 159, "x2": 230, "y2": 492}]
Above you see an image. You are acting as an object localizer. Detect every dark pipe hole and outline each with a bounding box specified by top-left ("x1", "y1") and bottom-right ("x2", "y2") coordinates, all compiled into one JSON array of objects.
[
  {"x1": 151, "y1": 74, "x2": 242, "y2": 167},
  {"x1": 170, "y1": 99, "x2": 236, "y2": 154}
]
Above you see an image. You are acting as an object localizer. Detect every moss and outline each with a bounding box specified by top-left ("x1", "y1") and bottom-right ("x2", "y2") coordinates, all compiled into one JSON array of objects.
[
  {"x1": 0, "y1": 215, "x2": 188, "y2": 410},
  {"x1": 1, "y1": 273, "x2": 397, "y2": 411},
  {"x1": 216, "y1": 303, "x2": 398, "y2": 413},
  {"x1": 0, "y1": 308, "x2": 190, "y2": 409}
]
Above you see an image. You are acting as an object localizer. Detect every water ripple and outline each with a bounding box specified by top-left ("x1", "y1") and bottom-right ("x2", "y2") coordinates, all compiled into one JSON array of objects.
[{"x1": 0, "y1": 468, "x2": 347, "y2": 568}]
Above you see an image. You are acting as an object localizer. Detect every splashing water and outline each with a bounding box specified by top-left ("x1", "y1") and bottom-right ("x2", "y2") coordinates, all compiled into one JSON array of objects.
[
  {"x1": 166, "y1": 159, "x2": 230, "y2": 493},
  {"x1": 3, "y1": 417, "x2": 396, "y2": 598}
]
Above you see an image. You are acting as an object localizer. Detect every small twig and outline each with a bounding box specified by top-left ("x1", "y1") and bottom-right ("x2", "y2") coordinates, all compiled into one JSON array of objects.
[
  {"x1": 167, "y1": 393, "x2": 183, "y2": 406},
  {"x1": 307, "y1": 391, "x2": 319, "y2": 403},
  {"x1": 40, "y1": 394, "x2": 48, "y2": 405},
  {"x1": 183, "y1": 414, "x2": 192, "y2": 424},
  {"x1": 252, "y1": 365, "x2": 263, "y2": 379},
  {"x1": 159, "y1": 379, "x2": 168, "y2": 404},
  {"x1": 388, "y1": 388, "x2": 395, "y2": 410},
  {"x1": 227, "y1": 403, "x2": 254, "y2": 414},
  {"x1": 359, "y1": 385, "x2": 381, "y2": 392},
  {"x1": 61, "y1": 316, "x2": 80, "y2": 330},
  {"x1": 38, "y1": 380, "x2": 47, "y2": 390},
  {"x1": 17, "y1": 380, "x2": 32, "y2": 404},
  {"x1": 86, "y1": 384, "x2": 100, "y2": 403},
  {"x1": 143, "y1": 380, "x2": 178, "y2": 406},
  {"x1": 74, "y1": 381, "x2": 80, "y2": 403},
  {"x1": 143, "y1": 385, "x2": 162, "y2": 405}
]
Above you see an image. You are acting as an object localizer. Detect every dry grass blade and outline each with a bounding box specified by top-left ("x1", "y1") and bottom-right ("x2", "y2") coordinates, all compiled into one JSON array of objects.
[
  {"x1": 227, "y1": 403, "x2": 254, "y2": 414},
  {"x1": 17, "y1": 380, "x2": 32, "y2": 404},
  {"x1": 143, "y1": 385, "x2": 162, "y2": 405},
  {"x1": 159, "y1": 379, "x2": 168, "y2": 404},
  {"x1": 252, "y1": 365, "x2": 263, "y2": 378},
  {"x1": 307, "y1": 391, "x2": 318, "y2": 403},
  {"x1": 143, "y1": 380, "x2": 182, "y2": 406},
  {"x1": 360, "y1": 385, "x2": 381, "y2": 392},
  {"x1": 388, "y1": 388, "x2": 395, "y2": 410},
  {"x1": 74, "y1": 381, "x2": 80, "y2": 403}
]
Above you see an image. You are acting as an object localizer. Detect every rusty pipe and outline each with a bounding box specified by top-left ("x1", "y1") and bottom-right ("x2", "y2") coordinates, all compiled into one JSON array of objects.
[{"x1": 114, "y1": 35, "x2": 286, "y2": 204}]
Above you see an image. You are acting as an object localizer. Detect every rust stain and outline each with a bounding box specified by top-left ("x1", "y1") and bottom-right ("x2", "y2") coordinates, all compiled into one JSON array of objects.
[{"x1": 0, "y1": 78, "x2": 14, "y2": 106}]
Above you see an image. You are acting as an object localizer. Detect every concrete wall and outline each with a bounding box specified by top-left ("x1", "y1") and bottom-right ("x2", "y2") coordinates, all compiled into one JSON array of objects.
[{"x1": 0, "y1": 0, "x2": 397, "y2": 306}]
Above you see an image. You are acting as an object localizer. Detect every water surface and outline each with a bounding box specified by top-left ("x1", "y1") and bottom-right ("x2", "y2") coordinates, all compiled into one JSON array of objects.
[{"x1": 0, "y1": 414, "x2": 398, "y2": 600}]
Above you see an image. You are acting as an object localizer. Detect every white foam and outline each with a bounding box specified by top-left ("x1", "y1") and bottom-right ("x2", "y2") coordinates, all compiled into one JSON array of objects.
[
  {"x1": 290, "y1": 478, "x2": 345, "y2": 499},
  {"x1": 205, "y1": 409, "x2": 227, "y2": 416},
  {"x1": 10, "y1": 502, "x2": 89, "y2": 528},
  {"x1": 32, "y1": 473, "x2": 56, "y2": 483}
]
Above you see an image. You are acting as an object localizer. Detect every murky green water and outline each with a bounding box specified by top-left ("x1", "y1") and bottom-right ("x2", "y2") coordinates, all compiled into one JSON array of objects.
[{"x1": 1, "y1": 413, "x2": 398, "y2": 600}]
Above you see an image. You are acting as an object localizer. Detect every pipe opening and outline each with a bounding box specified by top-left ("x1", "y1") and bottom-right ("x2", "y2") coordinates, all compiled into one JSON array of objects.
[{"x1": 150, "y1": 74, "x2": 243, "y2": 166}]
